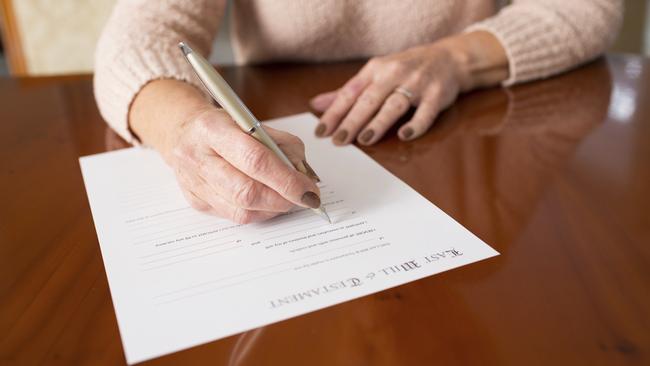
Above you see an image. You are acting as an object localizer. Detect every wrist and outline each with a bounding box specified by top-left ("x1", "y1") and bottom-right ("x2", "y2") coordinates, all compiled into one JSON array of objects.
[
  {"x1": 129, "y1": 79, "x2": 213, "y2": 157},
  {"x1": 437, "y1": 31, "x2": 509, "y2": 92},
  {"x1": 158, "y1": 104, "x2": 214, "y2": 160}
]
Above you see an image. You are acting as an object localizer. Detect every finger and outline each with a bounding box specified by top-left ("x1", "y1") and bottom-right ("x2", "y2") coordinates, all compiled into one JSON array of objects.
[
  {"x1": 296, "y1": 160, "x2": 321, "y2": 182},
  {"x1": 175, "y1": 167, "x2": 222, "y2": 215},
  {"x1": 265, "y1": 127, "x2": 305, "y2": 165},
  {"x1": 179, "y1": 185, "x2": 216, "y2": 215},
  {"x1": 398, "y1": 100, "x2": 439, "y2": 141},
  {"x1": 178, "y1": 170, "x2": 279, "y2": 223},
  {"x1": 331, "y1": 82, "x2": 397, "y2": 145},
  {"x1": 206, "y1": 122, "x2": 322, "y2": 209},
  {"x1": 316, "y1": 72, "x2": 372, "y2": 137},
  {"x1": 172, "y1": 129, "x2": 295, "y2": 212},
  {"x1": 264, "y1": 126, "x2": 321, "y2": 182},
  {"x1": 357, "y1": 91, "x2": 411, "y2": 145},
  {"x1": 204, "y1": 192, "x2": 280, "y2": 224},
  {"x1": 194, "y1": 153, "x2": 294, "y2": 213},
  {"x1": 309, "y1": 90, "x2": 337, "y2": 113}
]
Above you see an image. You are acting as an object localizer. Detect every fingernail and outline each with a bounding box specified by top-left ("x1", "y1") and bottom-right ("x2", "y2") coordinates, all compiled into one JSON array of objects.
[
  {"x1": 401, "y1": 127, "x2": 414, "y2": 140},
  {"x1": 359, "y1": 129, "x2": 374, "y2": 144},
  {"x1": 301, "y1": 191, "x2": 321, "y2": 208},
  {"x1": 315, "y1": 123, "x2": 327, "y2": 137},
  {"x1": 333, "y1": 129, "x2": 348, "y2": 144},
  {"x1": 302, "y1": 159, "x2": 321, "y2": 182}
]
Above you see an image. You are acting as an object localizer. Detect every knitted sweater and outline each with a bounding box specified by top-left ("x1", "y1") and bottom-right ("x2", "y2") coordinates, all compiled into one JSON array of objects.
[{"x1": 94, "y1": 0, "x2": 623, "y2": 143}]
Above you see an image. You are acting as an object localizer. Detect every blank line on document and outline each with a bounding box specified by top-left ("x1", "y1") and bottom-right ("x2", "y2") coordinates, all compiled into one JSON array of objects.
[
  {"x1": 138, "y1": 234, "x2": 237, "y2": 259},
  {"x1": 129, "y1": 217, "x2": 221, "y2": 239},
  {"x1": 142, "y1": 245, "x2": 242, "y2": 271},
  {"x1": 124, "y1": 207, "x2": 192, "y2": 225},
  {"x1": 140, "y1": 239, "x2": 240, "y2": 265},
  {"x1": 154, "y1": 237, "x2": 383, "y2": 303},
  {"x1": 131, "y1": 222, "x2": 227, "y2": 245}
]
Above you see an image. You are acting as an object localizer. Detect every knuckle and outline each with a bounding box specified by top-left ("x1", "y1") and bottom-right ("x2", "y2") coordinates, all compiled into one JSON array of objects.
[
  {"x1": 359, "y1": 92, "x2": 378, "y2": 106},
  {"x1": 184, "y1": 192, "x2": 210, "y2": 212},
  {"x1": 386, "y1": 61, "x2": 405, "y2": 75},
  {"x1": 240, "y1": 144, "x2": 269, "y2": 172},
  {"x1": 232, "y1": 208, "x2": 253, "y2": 224},
  {"x1": 195, "y1": 155, "x2": 210, "y2": 175},
  {"x1": 427, "y1": 82, "x2": 443, "y2": 97},
  {"x1": 338, "y1": 88, "x2": 357, "y2": 104},
  {"x1": 195, "y1": 112, "x2": 215, "y2": 131},
  {"x1": 279, "y1": 172, "x2": 302, "y2": 197},
  {"x1": 387, "y1": 95, "x2": 409, "y2": 112},
  {"x1": 190, "y1": 199, "x2": 210, "y2": 212},
  {"x1": 172, "y1": 144, "x2": 193, "y2": 163},
  {"x1": 278, "y1": 199, "x2": 294, "y2": 212},
  {"x1": 411, "y1": 68, "x2": 426, "y2": 82},
  {"x1": 233, "y1": 179, "x2": 259, "y2": 208}
]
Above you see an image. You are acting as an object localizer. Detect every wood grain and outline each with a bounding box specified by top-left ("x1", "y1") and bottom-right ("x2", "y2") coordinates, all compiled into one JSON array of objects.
[{"x1": 0, "y1": 55, "x2": 648, "y2": 365}]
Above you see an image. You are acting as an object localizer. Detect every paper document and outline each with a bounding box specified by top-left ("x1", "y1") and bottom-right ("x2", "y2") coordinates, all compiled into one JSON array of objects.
[{"x1": 80, "y1": 113, "x2": 498, "y2": 364}]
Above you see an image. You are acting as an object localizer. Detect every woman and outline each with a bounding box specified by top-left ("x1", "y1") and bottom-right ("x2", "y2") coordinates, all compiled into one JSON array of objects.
[{"x1": 94, "y1": 0, "x2": 622, "y2": 223}]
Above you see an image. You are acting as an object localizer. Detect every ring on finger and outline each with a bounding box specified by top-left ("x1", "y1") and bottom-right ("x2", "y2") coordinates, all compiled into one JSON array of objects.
[{"x1": 394, "y1": 87, "x2": 414, "y2": 104}]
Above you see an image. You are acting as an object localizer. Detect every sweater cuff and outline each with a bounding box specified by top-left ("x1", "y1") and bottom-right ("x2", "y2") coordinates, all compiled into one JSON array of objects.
[
  {"x1": 94, "y1": 43, "x2": 207, "y2": 145},
  {"x1": 465, "y1": 5, "x2": 570, "y2": 87}
]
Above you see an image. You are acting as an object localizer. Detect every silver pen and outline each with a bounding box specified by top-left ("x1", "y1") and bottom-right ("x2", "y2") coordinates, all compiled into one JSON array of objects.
[{"x1": 178, "y1": 42, "x2": 331, "y2": 223}]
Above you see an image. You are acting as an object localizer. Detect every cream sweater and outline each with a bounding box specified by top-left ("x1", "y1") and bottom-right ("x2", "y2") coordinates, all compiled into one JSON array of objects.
[{"x1": 94, "y1": 0, "x2": 623, "y2": 143}]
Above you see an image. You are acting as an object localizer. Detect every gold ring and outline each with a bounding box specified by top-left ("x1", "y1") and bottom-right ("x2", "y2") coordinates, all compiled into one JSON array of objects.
[{"x1": 394, "y1": 87, "x2": 414, "y2": 102}]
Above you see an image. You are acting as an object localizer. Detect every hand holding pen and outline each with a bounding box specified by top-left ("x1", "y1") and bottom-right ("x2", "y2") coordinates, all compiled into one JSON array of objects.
[
  {"x1": 177, "y1": 42, "x2": 330, "y2": 223},
  {"x1": 127, "y1": 51, "x2": 327, "y2": 224}
]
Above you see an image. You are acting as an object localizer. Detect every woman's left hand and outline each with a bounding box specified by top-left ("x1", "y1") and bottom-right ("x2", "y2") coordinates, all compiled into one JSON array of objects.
[{"x1": 310, "y1": 32, "x2": 508, "y2": 145}]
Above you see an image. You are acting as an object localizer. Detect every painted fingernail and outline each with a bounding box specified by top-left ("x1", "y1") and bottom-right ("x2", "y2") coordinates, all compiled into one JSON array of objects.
[
  {"x1": 333, "y1": 129, "x2": 348, "y2": 144},
  {"x1": 302, "y1": 159, "x2": 321, "y2": 182},
  {"x1": 359, "y1": 129, "x2": 374, "y2": 144},
  {"x1": 315, "y1": 123, "x2": 327, "y2": 137},
  {"x1": 401, "y1": 127, "x2": 414, "y2": 140},
  {"x1": 301, "y1": 191, "x2": 321, "y2": 208}
]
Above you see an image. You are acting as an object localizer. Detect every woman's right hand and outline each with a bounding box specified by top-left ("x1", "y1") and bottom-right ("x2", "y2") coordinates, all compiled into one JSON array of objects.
[
  {"x1": 130, "y1": 80, "x2": 321, "y2": 224},
  {"x1": 129, "y1": 79, "x2": 320, "y2": 223}
]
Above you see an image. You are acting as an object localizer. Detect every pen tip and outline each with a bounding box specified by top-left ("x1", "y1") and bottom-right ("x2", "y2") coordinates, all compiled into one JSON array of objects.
[
  {"x1": 320, "y1": 208, "x2": 332, "y2": 224},
  {"x1": 178, "y1": 42, "x2": 192, "y2": 56}
]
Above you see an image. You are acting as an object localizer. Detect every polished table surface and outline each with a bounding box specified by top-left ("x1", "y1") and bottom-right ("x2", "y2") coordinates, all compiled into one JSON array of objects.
[{"x1": 1, "y1": 55, "x2": 649, "y2": 365}]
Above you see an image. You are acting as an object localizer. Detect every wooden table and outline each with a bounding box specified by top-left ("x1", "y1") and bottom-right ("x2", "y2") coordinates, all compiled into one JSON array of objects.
[{"x1": 1, "y1": 55, "x2": 649, "y2": 365}]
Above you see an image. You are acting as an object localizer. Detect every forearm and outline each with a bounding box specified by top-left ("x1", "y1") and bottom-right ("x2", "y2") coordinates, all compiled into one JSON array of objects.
[
  {"x1": 464, "y1": 0, "x2": 622, "y2": 85},
  {"x1": 93, "y1": 0, "x2": 225, "y2": 143},
  {"x1": 129, "y1": 79, "x2": 213, "y2": 157},
  {"x1": 438, "y1": 30, "x2": 509, "y2": 92}
]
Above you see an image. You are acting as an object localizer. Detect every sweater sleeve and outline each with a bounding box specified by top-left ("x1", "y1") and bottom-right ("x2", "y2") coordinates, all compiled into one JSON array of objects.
[
  {"x1": 465, "y1": 0, "x2": 623, "y2": 86},
  {"x1": 94, "y1": 0, "x2": 225, "y2": 143}
]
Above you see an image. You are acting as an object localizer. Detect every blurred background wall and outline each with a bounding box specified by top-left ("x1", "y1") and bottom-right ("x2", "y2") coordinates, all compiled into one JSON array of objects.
[{"x1": 0, "y1": 0, "x2": 648, "y2": 76}]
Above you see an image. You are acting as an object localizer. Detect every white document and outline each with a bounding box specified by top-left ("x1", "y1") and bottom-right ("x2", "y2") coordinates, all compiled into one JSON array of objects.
[{"x1": 80, "y1": 113, "x2": 498, "y2": 364}]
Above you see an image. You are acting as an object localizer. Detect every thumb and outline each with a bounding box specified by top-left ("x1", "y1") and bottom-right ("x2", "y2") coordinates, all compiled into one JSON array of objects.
[{"x1": 309, "y1": 91, "x2": 338, "y2": 113}]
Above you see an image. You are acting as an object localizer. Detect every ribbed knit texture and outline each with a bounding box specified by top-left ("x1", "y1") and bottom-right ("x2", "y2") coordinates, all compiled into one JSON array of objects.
[
  {"x1": 94, "y1": 0, "x2": 622, "y2": 143},
  {"x1": 466, "y1": 0, "x2": 623, "y2": 86}
]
